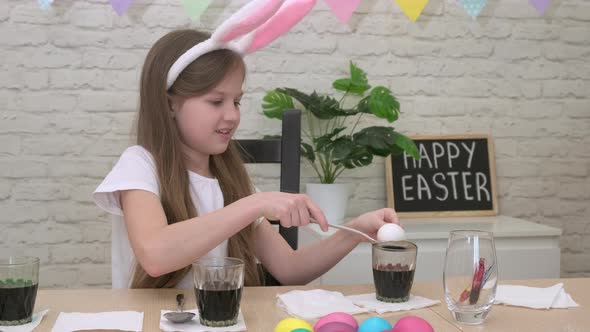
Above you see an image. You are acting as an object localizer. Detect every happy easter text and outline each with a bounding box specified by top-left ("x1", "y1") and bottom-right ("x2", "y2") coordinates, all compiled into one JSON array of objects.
[{"x1": 400, "y1": 142, "x2": 491, "y2": 202}]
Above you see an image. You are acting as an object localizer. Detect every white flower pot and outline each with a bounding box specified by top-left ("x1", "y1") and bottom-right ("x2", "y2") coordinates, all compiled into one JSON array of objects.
[{"x1": 306, "y1": 183, "x2": 350, "y2": 225}]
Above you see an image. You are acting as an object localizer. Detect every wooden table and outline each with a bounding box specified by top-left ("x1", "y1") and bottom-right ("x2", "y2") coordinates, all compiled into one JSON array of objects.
[{"x1": 32, "y1": 278, "x2": 588, "y2": 331}]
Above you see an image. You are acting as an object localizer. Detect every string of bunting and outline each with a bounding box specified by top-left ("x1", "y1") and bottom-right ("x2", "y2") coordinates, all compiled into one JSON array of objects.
[{"x1": 37, "y1": 0, "x2": 553, "y2": 21}]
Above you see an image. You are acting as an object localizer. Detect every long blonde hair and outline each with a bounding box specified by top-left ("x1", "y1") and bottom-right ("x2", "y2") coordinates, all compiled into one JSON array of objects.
[{"x1": 131, "y1": 29, "x2": 263, "y2": 288}]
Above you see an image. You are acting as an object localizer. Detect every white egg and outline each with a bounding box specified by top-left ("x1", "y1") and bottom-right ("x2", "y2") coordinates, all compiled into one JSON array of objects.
[{"x1": 377, "y1": 223, "x2": 406, "y2": 242}]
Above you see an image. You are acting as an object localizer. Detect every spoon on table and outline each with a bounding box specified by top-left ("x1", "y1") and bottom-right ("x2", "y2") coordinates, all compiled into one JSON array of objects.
[{"x1": 163, "y1": 293, "x2": 195, "y2": 324}]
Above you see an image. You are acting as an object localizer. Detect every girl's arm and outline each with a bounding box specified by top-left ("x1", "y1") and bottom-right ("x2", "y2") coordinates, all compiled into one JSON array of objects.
[
  {"x1": 120, "y1": 189, "x2": 259, "y2": 277},
  {"x1": 254, "y1": 220, "x2": 359, "y2": 285},
  {"x1": 255, "y1": 208, "x2": 398, "y2": 285},
  {"x1": 120, "y1": 190, "x2": 328, "y2": 277}
]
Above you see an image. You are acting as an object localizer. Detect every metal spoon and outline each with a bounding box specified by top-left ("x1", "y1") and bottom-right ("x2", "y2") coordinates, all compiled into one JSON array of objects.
[
  {"x1": 326, "y1": 222, "x2": 380, "y2": 243},
  {"x1": 163, "y1": 293, "x2": 195, "y2": 324},
  {"x1": 311, "y1": 218, "x2": 379, "y2": 243}
]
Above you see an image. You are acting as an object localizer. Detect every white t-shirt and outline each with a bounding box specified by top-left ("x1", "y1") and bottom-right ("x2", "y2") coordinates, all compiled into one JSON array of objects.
[{"x1": 93, "y1": 145, "x2": 227, "y2": 289}]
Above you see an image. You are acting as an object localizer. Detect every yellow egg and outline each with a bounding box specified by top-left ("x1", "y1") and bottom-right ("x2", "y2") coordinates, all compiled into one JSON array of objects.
[{"x1": 274, "y1": 317, "x2": 313, "y2": 332}]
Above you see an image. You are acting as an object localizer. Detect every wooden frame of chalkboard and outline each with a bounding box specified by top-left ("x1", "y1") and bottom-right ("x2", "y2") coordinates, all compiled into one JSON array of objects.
[{"x1": 386, "y1": 134, "x2": 498, "y2": 218}]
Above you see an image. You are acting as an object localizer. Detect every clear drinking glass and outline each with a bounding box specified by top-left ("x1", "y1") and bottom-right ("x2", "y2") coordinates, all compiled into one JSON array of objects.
[
  {"x1": 443, "y1": 230, "x2": 498, "y2": 325},
  {"x1": 192, "y1": 257, "x2": 244, "y2": 327},
  {"x1": 0, "y1": 256, "x2": 40, "y2": 326},
  {"x1": 372, "y1": 241, "x2": 417, "y2": 303}
]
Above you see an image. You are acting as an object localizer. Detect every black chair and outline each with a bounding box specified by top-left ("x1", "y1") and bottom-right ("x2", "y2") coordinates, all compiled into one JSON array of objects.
[{"x1": 235, "y1": 109, "x2": 301, "y2": 251}]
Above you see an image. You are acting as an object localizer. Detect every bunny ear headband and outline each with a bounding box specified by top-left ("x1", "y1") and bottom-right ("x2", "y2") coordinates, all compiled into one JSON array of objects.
[{"x1": 166, "y1": 0, "x2": 317, "y2": 89}]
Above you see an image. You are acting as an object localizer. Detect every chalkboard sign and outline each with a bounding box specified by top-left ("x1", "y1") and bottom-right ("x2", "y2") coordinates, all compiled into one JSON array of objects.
[{"x1": 386, "y1": 134, "x2": 497, "y2": 217}]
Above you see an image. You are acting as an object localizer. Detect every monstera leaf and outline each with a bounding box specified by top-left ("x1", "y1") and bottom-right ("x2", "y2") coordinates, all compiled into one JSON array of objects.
[
  {"x1": 368, "y1": 87, "x2": 399, "y2": 122},
  {"x1": 357, "y1": 87, "x2": 400, "y2": 122},
  {"x1": 333, "y1": 144, "x2": 373, "y2": 169},
  {"x1": 301, "y1": 142, "x2": 315, "y2": 163},
  {"x1": 262, "y1": 90, "x2": 294, "y2": 119},
  {"x1": 277, "y1": 88, "x2": 346, "y2": 119},
  {"x1": 333, "y1": 62, "x2": 371, "y2": 95},
  {"x1": 314, "y1": 127, "x2": 346, "y2": 154},
  {"x1": 353, "y1": 126, "x2": 419, "y2": 159},
  {"x1": 391, "y1": 131, "x2": 420, "y2": 159}
]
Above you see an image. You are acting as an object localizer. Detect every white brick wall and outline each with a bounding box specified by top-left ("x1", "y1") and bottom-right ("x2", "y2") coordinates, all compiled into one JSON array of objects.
[{"x1": 1, "y1": 0, "x2": 589, "y2": 287}]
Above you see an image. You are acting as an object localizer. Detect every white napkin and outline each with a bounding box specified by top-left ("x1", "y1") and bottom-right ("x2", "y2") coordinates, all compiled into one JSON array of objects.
[
  {"x1": 347, "y1": 294, "x2": 440, "y2": 314},
  {"x1": 159, "y1": 309, "x2": 246, "y2": 332},
  {"x1": 50, "y1": 311, "x2": 144, "y2": 332},
  {"x1": 277, "y1": 289, "x2": 369, "y2": 319},
  {"x1": 0, "y1": 310, "x2": 49, "y2": 332},
  {"x1": 495, "y1": 283, "x2": 579, "y2": 309}
]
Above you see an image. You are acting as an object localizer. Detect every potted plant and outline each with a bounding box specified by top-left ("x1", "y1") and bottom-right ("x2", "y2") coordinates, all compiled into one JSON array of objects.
[{"x1": 261, "y1": 62, "x2": 420, "y2": 223}]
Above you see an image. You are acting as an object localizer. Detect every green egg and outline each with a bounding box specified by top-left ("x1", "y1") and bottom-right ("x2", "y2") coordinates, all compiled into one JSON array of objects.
[{"x1": 291, "y1": 329, "x2": 312, "y2": 332}]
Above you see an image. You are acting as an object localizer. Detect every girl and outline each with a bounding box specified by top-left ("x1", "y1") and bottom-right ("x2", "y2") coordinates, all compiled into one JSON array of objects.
[{"x1": 93, "y1": 29, "x2": 399, "y2": 289}]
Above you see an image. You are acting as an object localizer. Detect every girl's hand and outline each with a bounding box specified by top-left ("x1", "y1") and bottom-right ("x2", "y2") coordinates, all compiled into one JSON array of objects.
[
  {"x1": 252, "y1": 192, "x2": 329, "y2": 231},
  {"x1": 344, "y1": 208, "x2": 399, "y2": 243}
]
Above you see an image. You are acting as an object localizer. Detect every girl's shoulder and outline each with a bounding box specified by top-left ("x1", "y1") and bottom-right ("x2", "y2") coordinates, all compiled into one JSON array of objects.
[
  {"x1": 93, "y1": 145, "x2": 160, "y2": 215},
  {"x1": 121, "y1": 145, "x2": 154, "y2": 163},
  {"x1": 111, "y1": 145, "x2": 158, "y2": 179},
  {"x1": 113, "y1": 145, "x2": 158, "y2": 172}
]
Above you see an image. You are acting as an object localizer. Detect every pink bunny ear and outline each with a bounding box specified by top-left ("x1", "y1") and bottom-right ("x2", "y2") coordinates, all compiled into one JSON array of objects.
[
  {"x1": 239, "y1": 0, "x2": 317, "y2": 54},
  {"x1": 211, "y1": 0, "x2": 286, "y2": 43}
]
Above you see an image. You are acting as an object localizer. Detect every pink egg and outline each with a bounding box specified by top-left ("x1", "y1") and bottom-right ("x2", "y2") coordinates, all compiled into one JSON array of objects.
[
  {"x1": 315, "y1": 322, "x2": 358, "y2": 332},
  {"x1": 314, "y1": 312, "x2": 358, "y2": 331},
  {"x1": 394, "y1": 316, "x2": 434, "y2": 332}
]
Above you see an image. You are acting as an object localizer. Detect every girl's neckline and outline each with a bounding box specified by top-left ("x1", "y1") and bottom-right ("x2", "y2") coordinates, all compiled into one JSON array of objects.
[{"x1": 188, "y1": 170, "x2": 218, "y2": 182}]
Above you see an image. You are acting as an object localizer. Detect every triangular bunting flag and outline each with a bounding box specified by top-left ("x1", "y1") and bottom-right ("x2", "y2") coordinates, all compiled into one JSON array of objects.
[
  {"x1": 324, "y1": 0, "x2": 362, "y2": 24},
  {"x1": 529, "y1": 0, "x2": 551, "y2": 15},
  {"x1": 110, "y1": 0, "x2": 134, "y2": 16},
  {"x1": 459, "y1": 0, "x2": 487, "y2": 19},
  {"x1": 393, "y1": 0, "x2": 429, "y2": 22},
  {"x1": 182, "y1": 0, "x2": 214, "y2": 21},
  {"x1": 38, "y1": 0, "x2": 53, "y2": 10}
]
